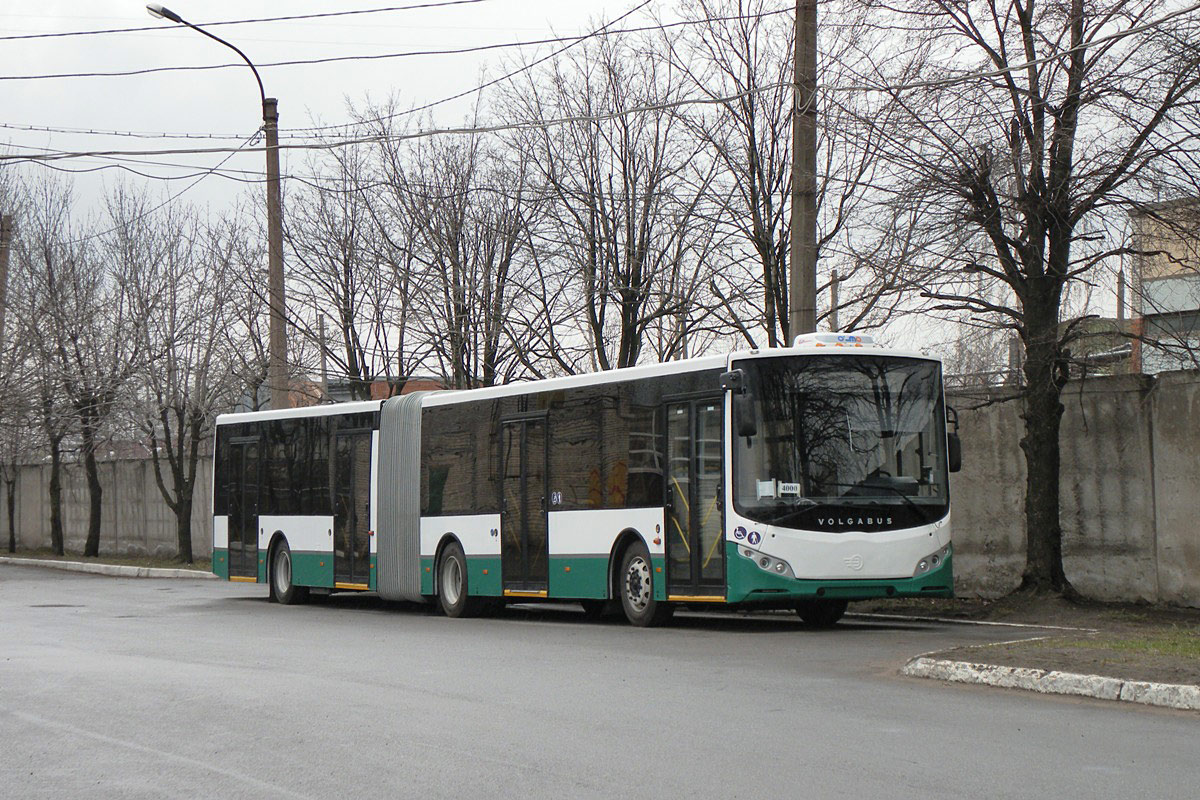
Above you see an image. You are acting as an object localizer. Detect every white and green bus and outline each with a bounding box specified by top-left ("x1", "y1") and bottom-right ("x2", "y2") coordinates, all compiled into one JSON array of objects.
[{"x1": 211, "y1": 333, "x2": 959, "y2": 627}]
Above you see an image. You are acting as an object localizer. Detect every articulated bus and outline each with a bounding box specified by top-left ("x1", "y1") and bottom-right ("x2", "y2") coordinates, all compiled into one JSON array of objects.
[{"x1": 211, "y1": 333, "x2": 959, "y2": 627}]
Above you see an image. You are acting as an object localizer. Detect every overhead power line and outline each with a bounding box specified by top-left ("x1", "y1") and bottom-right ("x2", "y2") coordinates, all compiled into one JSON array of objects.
[
  {"x1": 4, "y1": 0, "x2": 1193, "y2": 164},
  {"x1": 0, "y1": 8, "x2": 787, "y2": 83},
  {"x1": 0, "y1": 1, "x2": 491, "y2": 42},
  {"x1": 295, "y1": 0, "x2": 657, "y2": 135}
]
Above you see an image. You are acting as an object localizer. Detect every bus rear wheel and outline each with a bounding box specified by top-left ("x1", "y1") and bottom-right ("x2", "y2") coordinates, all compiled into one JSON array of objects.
[
  {"x1": 619, "y1": 542, "x2": 674, "y2": 627},
  {"x1": 796, "y1": 599, "x2": 847, "y2": 628},
  {"x1": 271, "y1": 541, "x2": 309, "y2": 606},
  {"x1": 438, "y1": 541, "x2": 481, "y2": 618}
]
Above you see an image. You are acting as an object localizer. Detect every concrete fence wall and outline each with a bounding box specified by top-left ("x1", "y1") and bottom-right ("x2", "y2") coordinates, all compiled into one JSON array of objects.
[
  {"x1": 949, "y1": 369, "x2": 1200, "y2": 607},
  {"x1": 4, "y1": 369, "x2": 1197, "y2": 605},
  {"x1": 3, "y1": 458, "x2": 213, "y2": 560}
]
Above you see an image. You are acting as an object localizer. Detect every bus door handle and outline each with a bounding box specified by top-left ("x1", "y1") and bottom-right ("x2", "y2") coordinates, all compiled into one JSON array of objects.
[{"x1": 539, "y1": 495, "x2": 546, "y2": 512}]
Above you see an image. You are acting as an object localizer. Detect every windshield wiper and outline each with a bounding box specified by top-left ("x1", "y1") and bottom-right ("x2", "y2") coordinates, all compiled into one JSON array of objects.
[
  {"x1": 760, "y1": 498, "x2": 819, "y2": 527},
  {"x1": 818, "y1": 480, "x2": 929, "y2": 522}
]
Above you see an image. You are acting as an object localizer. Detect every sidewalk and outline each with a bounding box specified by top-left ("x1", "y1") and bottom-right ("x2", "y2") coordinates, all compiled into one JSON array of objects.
[
  {"x1": 0, "y1": 555, "x2": 217, "y2": 580},
  {"x1": 853, "y1": 596, "x2": 1200, "y2": 712}
]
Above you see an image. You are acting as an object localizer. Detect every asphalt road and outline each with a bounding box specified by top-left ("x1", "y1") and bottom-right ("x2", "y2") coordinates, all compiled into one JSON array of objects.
[{"x1": 2, "y1": 565, "x2": 1196, "y2": 799}]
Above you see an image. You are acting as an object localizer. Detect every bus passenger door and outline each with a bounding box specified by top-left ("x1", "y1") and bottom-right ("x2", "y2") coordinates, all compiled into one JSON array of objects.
[
  {"x1": 500, "y1": 418, "x2": 549, "y2": 595},
  {"x1": 665, "y1": 398, "x2": 725, "y2": 599},
  {"x1": 334, "y1": 431, "x2": 373, "y2": 589},
  {"x1": 227, "y1": 438, "x2": 260, "y2": 580}
]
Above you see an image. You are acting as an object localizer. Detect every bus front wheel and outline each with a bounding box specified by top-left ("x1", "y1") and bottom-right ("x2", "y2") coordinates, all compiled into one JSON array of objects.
[{"x1": 619, "y1": 542, "x2": 674, "y2": 627}]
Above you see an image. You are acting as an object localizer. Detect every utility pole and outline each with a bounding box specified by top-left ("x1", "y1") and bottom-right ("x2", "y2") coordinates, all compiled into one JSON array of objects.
[
  {"x1": 830, "y1": 269, "x2": 840, "y2": 332},
  {"x1": 0, "y1": 215, "x2": 12, "y2": 361},
  {"x1": 788, "y1": 0, "x2": 818, "y2": 340},
  {"x1": 319, "y1": 315, "x2": 329, "y2": 400},
  {"x1": 263, "y1": 97, "x2": 289, "y2": 410}
]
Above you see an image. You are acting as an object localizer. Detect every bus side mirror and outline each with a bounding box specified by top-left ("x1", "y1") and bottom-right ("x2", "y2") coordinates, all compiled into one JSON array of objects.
[
  {"x1": 946, "y1": 404, "x2": 961, "y2": 472},
  {"x1": 947, "y1": 432, "x2": 962, "y2": 473},
  {"x1": 722, "y1": 369, "x2": 758, "y2": 438},
  {"x1": 734, "y1": 391, "x2": 758, "y2": 438}
]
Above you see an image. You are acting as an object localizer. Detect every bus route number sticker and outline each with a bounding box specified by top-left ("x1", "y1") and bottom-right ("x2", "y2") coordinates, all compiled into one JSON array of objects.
[{"x1": 550, "y1": 491, "x2": 563, "y2": 507}]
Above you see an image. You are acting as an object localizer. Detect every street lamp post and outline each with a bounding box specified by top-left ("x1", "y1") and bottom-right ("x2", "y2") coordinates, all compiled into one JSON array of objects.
[{"x1": 147, "y1": 3, "x2": 289, "y2": 410}]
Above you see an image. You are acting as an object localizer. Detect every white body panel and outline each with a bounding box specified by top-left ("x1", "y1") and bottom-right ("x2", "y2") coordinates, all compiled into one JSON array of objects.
[
  {"x1": 421, "y1": 514, "x2": 501, "y2": 557},
  {"x1": 213, "y1": 515, "x2": 228, "y2": 550},
  {"x1": 257, "y1": 515, "x2": 335, "y2": 554},
  {"x1": 548, "y1": 508, "x2": 665, "y2": 556}
]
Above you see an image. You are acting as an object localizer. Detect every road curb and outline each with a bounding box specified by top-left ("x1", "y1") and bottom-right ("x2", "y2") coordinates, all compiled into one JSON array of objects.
[
  {"x1": 848, "y1": 611, "x2": 1096, "y2": 632},
  {"x1": 902, "y1": 656, "x2": 1200, "y2": 711},
  {"x1": 0, "y1": 556, "x2": 218, "y2": 580}
]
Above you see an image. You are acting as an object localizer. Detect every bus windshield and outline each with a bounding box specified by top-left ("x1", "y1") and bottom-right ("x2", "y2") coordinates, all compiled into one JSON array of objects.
[{"x1": 732, "y1": 355, "x2": 949, "y2": 531}]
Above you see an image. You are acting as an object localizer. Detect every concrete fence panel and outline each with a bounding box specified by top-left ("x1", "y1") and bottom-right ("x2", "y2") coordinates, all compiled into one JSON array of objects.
[
  {"x1": 1150, "y1": 372, "x2": 1200, "y2": 606},
  {"x1": 947, "y1": 393, "x2": 1026, "y2": 598},
  {"x1": 1058, "y1": 375, "x2": 1159, "y2": 602}
]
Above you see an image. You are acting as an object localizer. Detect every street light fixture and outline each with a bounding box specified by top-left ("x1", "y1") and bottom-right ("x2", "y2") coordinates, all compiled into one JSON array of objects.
[{"x1": 147, "y1": 3, "x2": 289, "y2": 410}]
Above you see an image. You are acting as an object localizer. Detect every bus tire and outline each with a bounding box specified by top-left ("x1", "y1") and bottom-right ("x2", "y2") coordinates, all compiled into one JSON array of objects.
[
  {"x1": 271, "y1": 541, "x2": 309, "y2": 606},
  {"x1": 796, "y1": 599, "x2": 847, "y2": 628},
  {"x1": 437, "y1": 541, "x2": 478, "y2": 618},
  {"x1": 619, "y1": 541, "x2": 674, "y2": 627}
]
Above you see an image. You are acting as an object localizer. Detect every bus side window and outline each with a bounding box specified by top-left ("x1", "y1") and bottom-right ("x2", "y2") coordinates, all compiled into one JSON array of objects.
[{"x1": 427, "y1": 466, "x2": 449, "y2": 516}]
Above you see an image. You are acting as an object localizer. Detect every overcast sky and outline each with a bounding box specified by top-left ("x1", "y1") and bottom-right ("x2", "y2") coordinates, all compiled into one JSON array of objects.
[{"x1": 1, "y1": 0, "x2": 643, "y2": 213}]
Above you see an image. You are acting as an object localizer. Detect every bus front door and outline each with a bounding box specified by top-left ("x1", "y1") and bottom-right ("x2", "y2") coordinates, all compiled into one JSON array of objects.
[
  {"x1": 664, "y1": 398, "x2": 726, "y2": 599},
  {"x1": 500, "y1": 418, "x2": 549, "y2": 595},
  {"x1": 227, "y1": 438, "x2": 260, "y2": 581},
  {"x1": 334, "y1": 431, "x2": 372, "y2": 589}
]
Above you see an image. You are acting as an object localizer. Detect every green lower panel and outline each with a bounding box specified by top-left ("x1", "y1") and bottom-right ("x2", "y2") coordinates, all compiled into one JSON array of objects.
[
  {"x1": 212, "y1": 548, "x2": 229, "y2": 579},
  {"x1": 725, "y1": 541, "x2": 954, "y2": 605},
  {"x1": 549, "y1": 555, "x2": 608, "y2": 599},
  {"x1": 258, "y1": 553, "x2": 267, "y2": 583},
  {"x1": 370, "y1": 553, "x2": 378, "y2": 590},
  {"x1": 467, "y1": 556, "x2": 502, "y2": 596},
  {"x1": 290, "y1": 550, "x2": 334, "y2": 587},
  {"x1": 420, "y1": 556, "x2": 434, "y2": 595},
  {"x1": 652, "y1": 555, "x2": 667, "y2": 602}
]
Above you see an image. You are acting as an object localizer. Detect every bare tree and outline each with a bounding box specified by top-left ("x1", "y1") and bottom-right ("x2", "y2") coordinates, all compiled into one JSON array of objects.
[
  {"x1": 12, "y1": 179, "x2": 83, "y2": 555},
  {"x1": 215, "y1": 212, "x2": 273, "y2": 411},
  {"x1": 373, "y1": 119, "x2": 536, "y2": 388},
  {"x1": 861, "y1": 0, "x2": 1200, "y2": 592},
  {"x1": 135, "y1": 210, "x2": 241, "y2": 563},
  {"x1": 506, "y1": 31, "x2": 723, "y2": 371},
  {"x1": 288, "y1": 139, "x2": 423, "y2": 399}
]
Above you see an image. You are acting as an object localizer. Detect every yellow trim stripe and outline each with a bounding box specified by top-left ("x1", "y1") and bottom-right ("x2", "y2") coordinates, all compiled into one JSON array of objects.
[
  {"x1": 335, "y1": 582, "x2": 370, "y2": 591},
  {"x1": 503, "y1": 589, "x2": 549, "y2": 598},
  {"x1": 668, "y1": 594, "x2": 726, "y2": 603},
  {"x1": 229, "y1": 576, "x2": 257, "y2": 583}
]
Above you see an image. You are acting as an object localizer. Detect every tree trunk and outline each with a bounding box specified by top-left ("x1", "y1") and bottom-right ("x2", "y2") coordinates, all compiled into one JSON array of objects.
[
  {"x1": 80, "y1": 412, "x2": 103, "y2": 557},
  {"x1": 6, "y1": 474, "x2": 15, "y2": 553},
  {"x1": 48, "y1": 443, "x2": 64, "y2": 556},
  {"x1": 175, "y1": 493, "x2": 193, "y2": 564},
  {"x1": 1018, "y1": 289, "x2": 1069, "y2": 592}
]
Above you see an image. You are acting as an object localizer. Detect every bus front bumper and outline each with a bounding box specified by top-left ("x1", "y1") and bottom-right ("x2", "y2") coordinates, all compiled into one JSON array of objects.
[{"x1": 724, "y1": 540, "x2": 954, "y2": 605}]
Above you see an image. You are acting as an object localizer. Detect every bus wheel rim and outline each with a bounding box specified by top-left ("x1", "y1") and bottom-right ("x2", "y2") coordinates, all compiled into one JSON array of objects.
[
  {"x1": 274, "y1": 549, "x2": 290, "y2": 595},
  {"x1": 442, "y1": 556, "x2": 462, "y2": 605},
  {"x1": 626, "y1": 556, "x2": 652, "y2": 611}
]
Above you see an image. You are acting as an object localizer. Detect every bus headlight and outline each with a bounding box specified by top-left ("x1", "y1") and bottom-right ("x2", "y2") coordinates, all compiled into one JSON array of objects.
[
  {"x1": 742, "y1": 547, "x2": 795, "y2": 579},
  {"x1": 913, "y1": 544, "x2": 951, "y2": 577}
]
